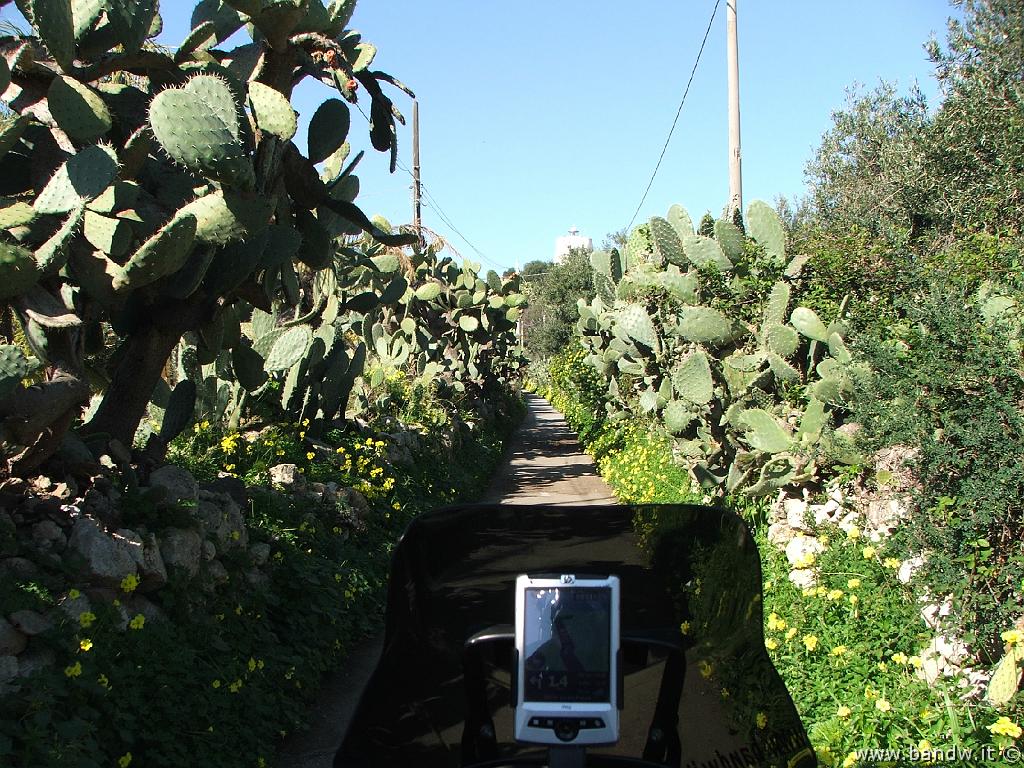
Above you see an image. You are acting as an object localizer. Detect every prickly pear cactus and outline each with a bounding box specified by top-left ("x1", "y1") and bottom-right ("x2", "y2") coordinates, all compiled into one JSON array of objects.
[
  {"x1": 575, "y1": 199, "x2": 862, "y2": 497},
  {"x1": 0, "y1": 0, "x2": 418, "y2": 469}
]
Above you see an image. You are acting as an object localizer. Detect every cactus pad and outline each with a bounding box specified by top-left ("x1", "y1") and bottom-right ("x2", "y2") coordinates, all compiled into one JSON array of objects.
[
  {"x1": 667, "y1": 203, "x2": 693, "y2": 239},
  {"x1": 0, "y1": 242, "x2": 41, "y2": 300},
  {"x1": 248, "y1": 81, "x2": 297, "y2": 141},
  {"x1": 308, "y1": 98, "x2": 351, "y2": 164},
  {"x1": 35, "y1": 144, "x2": 119, "y2": 214},
  {"x1": 675, "y1": 306, "x2": 738, "y2": 345},
  {"x1": 671, "y1": 350, "x2": 713, "y2": 405},
  {"x1": 765, "y1": 323, "x2": 799, "y2": 358},
  {"x1": 29, "y1": 0, "x2": 76, "y2": 70},
  {"x1": 649, "y1": 216, "x2": 687, "y2": 267},
  {"x1": 664, "y1": 400, "x2": 697, "y2": 435},
  {"x1": 790, "y1": 307, "x2": 829, "y2": 342},
  {"x1": 48, "y1": 76, "x2": 113, "y2": 141},
  {"x1": 746, "y1": 199, "x2": 786, "y2": 261},
  {"x1": 713, "y1": 219, "x2": 745, "y2": 261},
  {"x1": 682, "y1": 234, "x2": 732, "y2": 271},
  {"x1": 615, "y1": 304, "x2": 659, "y2": 352},
  {"x1": 112, "y1": 213, "x2": 198, "y2": 292},
  {"x1": 83, "y1": 211, "x2": 133, "y2": 257},
  {"x1": 738, "y1": 408, "x2": 792, "y2": 453},
  {"x1": 149, "y1": 75, "x2": 254, "y2": 189},
  {"x1": 265, "y1": 326, "x2": 312, "y2": 371}
]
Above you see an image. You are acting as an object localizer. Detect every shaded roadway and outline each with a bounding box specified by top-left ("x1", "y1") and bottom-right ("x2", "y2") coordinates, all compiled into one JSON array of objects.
[{"x1": 275, "y1": 394, "x2": 615, "y2": 767}]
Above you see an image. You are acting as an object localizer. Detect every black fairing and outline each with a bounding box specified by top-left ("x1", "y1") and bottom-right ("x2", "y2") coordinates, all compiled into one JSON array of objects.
[{"x1": 334, "y1": 504, "x2": 817, "y2": 768}]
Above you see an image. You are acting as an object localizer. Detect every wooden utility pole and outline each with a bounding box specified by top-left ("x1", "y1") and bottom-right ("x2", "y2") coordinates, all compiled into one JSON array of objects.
[
  {"x1": 412, "y1": 100, "x2": 422, "y2": 244},
  {"x1": 727, "y1": 0, "x2": 743, "y2": 217}
]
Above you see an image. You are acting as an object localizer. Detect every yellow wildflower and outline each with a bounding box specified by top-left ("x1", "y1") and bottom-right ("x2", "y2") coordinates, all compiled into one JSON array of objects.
[
  {"x1": 989, "y1": 716, "x2": 1023, "y2": 738},
  {"x1": 118, "y1": 753, "x2": 132, "y2": 767},
  {"x1": 837, "y1": 705, "x2": 851, "y2": 719},
  {"x1": 842, "y1": 752, "x2": 858, "y2": 768},
  {"x1": 212, "y1": 679, "x2": 221, "y2": 689},
  {"x1": 847, "y1": 578, "x2": 861, "y2": 589},
  {"x1": 785, "y1": 627, "x2": 798, "y2": 640},
  {"x1": 79, "y1": 638, "x2": 93, "y2": 652},
  {"x1": 680, "y1": 621, "x2": 691, "y2": 635},
  {"x1": 767, "y1": 613, "x2": 787, "y2": 631},
  {"x1": 883, "y1": 557, "x2": 901, "y2": 569},
  {"x1": 891, "y1": 652, "x2": 909, "y2": 664},
  {"x1": 765, "y1": 638, "x2": 778, "y2": 650},
  {"x1": 846, "y1": 527, "x2": 861, "y2": 540},
  {"x1": 909, "y1": 655, "x2": 923, "y2": 669},
  {"x1": 802, "y1": 634, "x2": 819, "y2": 652},
  {"x1": 827, "y1": 589, "x2": 844, "y2": 601},
  {"x1": 306, "y1": 452, "x2": 315, "y2": 461},
  {"x1": 68, "y1": 589, "x2": 81, "y2": 599},
  {"x1": 98, "y1": 673, "x2": 110, "y2": 689},
  {"x1": 1001, "y1": 629, "x2": 1024, "y2": 646},
  {"x1": 699, "y1": 660, "x2": 713, "y2": 679},
  {"x1": 862, "y1": 546, "x2": 876, "y2": 559},
  {"x1": 875, "y1": 698, "x2": 891, "y2": 712},
  {"x1": 756, "y1": 712, "x2": 767, "y2": 729},
  {"x1": 64, "y1": 661, "x2": 83, "y2": 678},
  {"x1": 248, "y1": 657, "x2": 257, "y2": 672},
  {"x1": 120, "y1": 575, "x2": 139, "y2": 595},
  {"x1": 831, "y1": 645, "x2": 848, "y2": 656},
  {"x1": 129, "y1": 614, "x2": 145, "y2": 630},
  {"x1": 230, "y1": 679, "x2": 242, "y2": 693},
  {"x1": 864, "y1": 685, "x2": 878, "y2": 701}
]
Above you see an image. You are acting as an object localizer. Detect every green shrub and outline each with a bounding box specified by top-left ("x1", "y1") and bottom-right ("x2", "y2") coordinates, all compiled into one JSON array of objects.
[{"x1": 851, "y1": 283, "x2": 1024, "y2": 652}]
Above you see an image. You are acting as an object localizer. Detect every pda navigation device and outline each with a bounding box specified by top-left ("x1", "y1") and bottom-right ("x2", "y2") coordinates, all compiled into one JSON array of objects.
[{"x1": 513, "y1": 574, "x2": 621, "y2": 746}]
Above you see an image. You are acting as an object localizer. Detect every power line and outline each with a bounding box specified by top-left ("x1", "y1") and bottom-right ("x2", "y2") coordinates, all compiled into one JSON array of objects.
[
  {"x1": 352, "y1": 102, "x2": 506, "y2": 272},
  {"x1": 625, "y1": 0, "x2": 722, "y2": 233}
]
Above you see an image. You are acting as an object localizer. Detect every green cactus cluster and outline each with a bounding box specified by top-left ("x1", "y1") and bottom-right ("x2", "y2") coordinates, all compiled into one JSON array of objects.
[
  {"x1": 0, "y1": 0, "x2": 420, "y2": 471},
  {"x1": 574, "y1": 200, "x2": 865, "y2": 497}
]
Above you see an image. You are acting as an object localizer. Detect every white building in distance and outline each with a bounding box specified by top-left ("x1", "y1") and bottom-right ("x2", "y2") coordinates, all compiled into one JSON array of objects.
[{"x1": 553, "y1": 226, "x2": 593, "y2": 263}]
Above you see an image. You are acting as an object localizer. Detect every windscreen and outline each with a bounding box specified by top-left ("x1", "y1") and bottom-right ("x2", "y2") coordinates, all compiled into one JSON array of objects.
[{"x1": 522, "y1": 586, "x2": 611, "y2": 703}]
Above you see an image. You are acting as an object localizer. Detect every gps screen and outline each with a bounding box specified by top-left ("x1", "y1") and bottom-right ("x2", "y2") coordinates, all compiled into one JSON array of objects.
[{"x1": 522, "y1": 586, "x2": 611, "y2": 703}]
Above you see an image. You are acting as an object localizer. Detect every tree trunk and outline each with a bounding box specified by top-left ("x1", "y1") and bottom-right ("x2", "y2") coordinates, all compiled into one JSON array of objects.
[{"x1": 84, "y1": 323, "x2": 185, "y2": 447}]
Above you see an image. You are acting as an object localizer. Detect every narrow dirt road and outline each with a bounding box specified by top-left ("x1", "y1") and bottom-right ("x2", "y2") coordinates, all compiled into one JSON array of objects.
[{"x1": 275, "y1": 394, "x2": 614, "y2": 767}]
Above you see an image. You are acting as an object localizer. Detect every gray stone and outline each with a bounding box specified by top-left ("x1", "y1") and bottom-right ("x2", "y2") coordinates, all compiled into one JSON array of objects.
[
  {"x1": 341, "y1": 487, "x2": 371, "y2": 519},
  {"x1": 147, "y1": 465, "x2": 199, "y2": 505},
  {"x1": 125, "y1": 595, "x2": 167, "y2": 625},
  {"x1": 8, "y1": 610, "x2": 52, "y2": 637},
  {"x1": 811, "y1": 500, "x2": 842, "y2": 526},
  {"x1": 269, "y1": 463, "x2": 305, "y2": 489},
  {"x1": 249, "y1": 543, "x2": 271, "y2": 567},
  {"x1": 767, "y1": 522, "x2": 796, "y2": 547},
  {"x1": 32, "y1": 520, "x2": 67, "y2": 553},
  {"x1": 67, "y1": 518, "x2": 138, "y2": 588},
  {"x1": 898, "y1": 555, "x2": 926, "y2": 585},
  {"x1": 202, "y1": 540, "x2": 216, "y2": 562},
  {"x1": 195, "y1": 493, "x2": 248, "y2": 552},
  {"x1": 244, "y1": 567, "x2": 269, "y2": 591},
  {"x1": 784, "y1": 498, "x2": 811, "y2": 532},
  {"x1": 202, "y1": 475, "x2": 247, "y2": 508},
  {"x1": 206, "y1": 560, "x2": 229, "y2": 587},
  {"x1": 865, "y1": 497, "x2": 908, "y2": 536},
  {"x1": 0, "y1": 655, "x2": 17, "y2": 693},
  {"x1": 116, "y1": 529, "x2": 167, "y2": 592},
  {"x1": 57, "y1": 592, "x2": 93, "y2": 623},
  {"x1": 159, "y1": 528, "x2": 202, "y2": 578},
  {"x1": 785, "y1": 535, "x2": 825, "y2": 569},
  {"x1": 0, "y1": 557, "x2": 41, "y2": 582},
  {"x1": 16, "y1": 648, "x2": 55, "y2": 678},
  {"x1": 107, "y1": 439, "x2": 132, "y2": 465},
  {"x1": 788, "y1": 568, "x2": 819, "y2": 589},
  {"x1": 0, "y1": 618, "x2": 27, "y2": 655}
]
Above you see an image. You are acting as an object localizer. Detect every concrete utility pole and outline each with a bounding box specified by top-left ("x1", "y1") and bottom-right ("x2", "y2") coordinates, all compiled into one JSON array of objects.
[
  {"x1": 727, "y1": 0, "x2": 743, "y2": 217},
  {"x1": 412, "y1": 100, "x2": 422, "y2": 244}
]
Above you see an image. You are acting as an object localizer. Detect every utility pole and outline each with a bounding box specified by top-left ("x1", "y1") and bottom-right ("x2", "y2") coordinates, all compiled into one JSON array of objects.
[
  {"x1": 412, "y1": 99, "x2": 422, "y2": 245},
  {"x1": 726, "y1": 0, "x2": 743, "y2": 218}
]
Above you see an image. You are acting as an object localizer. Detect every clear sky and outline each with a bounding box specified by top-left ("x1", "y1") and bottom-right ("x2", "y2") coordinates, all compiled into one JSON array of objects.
[{"x1": 2, "y1": 1, "x2": 959, "y2": 274}]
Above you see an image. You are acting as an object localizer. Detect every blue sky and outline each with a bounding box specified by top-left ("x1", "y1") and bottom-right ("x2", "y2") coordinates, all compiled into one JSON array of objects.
[{"x1": 3, "y1": 1, "x2": 959, "y2": 274}]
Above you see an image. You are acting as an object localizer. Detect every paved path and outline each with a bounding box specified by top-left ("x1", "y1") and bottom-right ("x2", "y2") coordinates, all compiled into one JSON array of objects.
[{"x1": 274, "y1": 394, "x2": 614, "y2": 767}]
